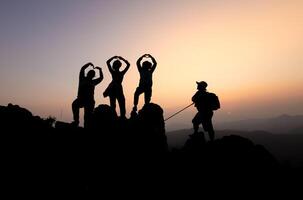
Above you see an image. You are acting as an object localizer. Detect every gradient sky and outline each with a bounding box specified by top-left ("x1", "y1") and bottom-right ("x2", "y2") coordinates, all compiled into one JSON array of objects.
[{"x1": 0, "y1": 0, "x2": 302, "y2": 129}]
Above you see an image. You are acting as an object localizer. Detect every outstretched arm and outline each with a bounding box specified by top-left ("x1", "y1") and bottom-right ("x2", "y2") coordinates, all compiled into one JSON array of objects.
[
  {"x1": 93, "y1": 66, "x2": 103, "y2": 85},
  {"x1": 119, "y1": 56, "x2": 130, "y2": 74},
  {"x1": 80, "y1": 62, "x2": 94, "y2": 80},
  {"x1": 136, "y1": 55, "x2": 145, "y2": 72},
  {"x1": 107, "y1": 56, "x2": 118, "y2": 74},
  {"x1": 148, "y1": 54, "x2": 157, "y2": 73}
]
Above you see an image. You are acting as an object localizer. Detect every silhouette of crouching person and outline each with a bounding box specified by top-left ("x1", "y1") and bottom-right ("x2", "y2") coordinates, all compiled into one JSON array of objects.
[
  {"x1": 132, "y1": 54, "x2": 157, "y2": 112},
  {"x1": 72, "y1": 62, "x2": 103, "y2": 128}
]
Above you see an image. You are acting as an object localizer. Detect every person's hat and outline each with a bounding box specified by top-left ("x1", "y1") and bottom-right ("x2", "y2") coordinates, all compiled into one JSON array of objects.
[{"x1": 196, "y1": 81, "x2": 208, "y2": 88}]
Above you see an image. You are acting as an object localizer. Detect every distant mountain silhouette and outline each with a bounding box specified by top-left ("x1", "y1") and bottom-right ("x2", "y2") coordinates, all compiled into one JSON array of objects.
[
  {"x1": 167, "y1": 128, "x2": 303, "y2": 167},
  {"x1": 216, "y1": 114, "x2": 303, "y2": 134},
  {"x1": 290, "y1": 126, "x2": 303, "y2": 134}
]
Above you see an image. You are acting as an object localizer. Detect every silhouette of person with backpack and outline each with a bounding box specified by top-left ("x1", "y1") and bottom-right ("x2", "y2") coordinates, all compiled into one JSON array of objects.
[
  {"x1": 103, "y1": 56, "x2": 130, "y2": 119},
  {"x1": 192, "y1": 81, "x2": 220, "y2": 141},
  {"x1": 72, "y1": 62, "x2": 103, "y2": 127},
  {"x1": 132, "y1": 54, "x2": 157, "y2": 112}
]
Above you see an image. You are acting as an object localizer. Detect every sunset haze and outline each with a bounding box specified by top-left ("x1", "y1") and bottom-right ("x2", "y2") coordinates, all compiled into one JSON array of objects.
[{"x1": 0, "y1": 0, "x2": 302, "y2": 128}]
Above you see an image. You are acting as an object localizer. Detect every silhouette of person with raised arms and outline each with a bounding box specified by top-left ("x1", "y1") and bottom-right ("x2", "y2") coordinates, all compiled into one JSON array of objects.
[
  {"x1": 132, "y1": 54, "x2": 157, "y2": 112},
  {"x1": 192, "y1": 81, "x2": 220, "y2": 141},
  {"x1": 103, "y1": 56, "x2": 130, "y2": 119},
  {"x1": 72, "y1": 62, "x2": 103, "y2": 127}
]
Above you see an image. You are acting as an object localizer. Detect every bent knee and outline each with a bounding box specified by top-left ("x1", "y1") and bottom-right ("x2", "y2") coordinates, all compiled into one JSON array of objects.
[
  {"x1": 72, "y1": 99, "x2": 79, "y2": 107},
  {"x1": 192, "y1": 118, "x2": 199, "y2": 124}
]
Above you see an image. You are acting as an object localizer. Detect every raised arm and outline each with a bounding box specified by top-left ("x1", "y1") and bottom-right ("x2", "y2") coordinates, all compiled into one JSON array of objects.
[
  {"x1": 107, "y1": 56, "x2": 118, "y2": 74},
  {"x1": 136, "y1": 55, "x2": 145, "y2": 72},
  {"x1": 148, "y1": 54, "x2": 157, "y2": 73},
  {"x1": 93, "y1": 66, "x2": 103, "y2": 85},
  {"x1": 118, "y1": 56, "x2": 130, "y2": 74},
  {"x1": 80, "y1": 62, "x2": 94, "y2": 80}
]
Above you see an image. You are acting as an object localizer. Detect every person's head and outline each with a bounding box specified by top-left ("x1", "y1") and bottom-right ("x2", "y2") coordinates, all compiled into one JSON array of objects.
[
  {"x1": 196, "y1": 81, "x2": 207, "y2": 91},
  {"x1": 87, "y1": 70, "x2": 96, "y2": 80},
  {"x1": 112, "y1": 60, "x2": 122, "y2": 71},
  {"x1": 142, "y1": 61, "x2": 152, "y2": 71}
]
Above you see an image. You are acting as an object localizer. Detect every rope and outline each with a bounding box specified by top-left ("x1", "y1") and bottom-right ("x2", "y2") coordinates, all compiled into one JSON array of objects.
[{"x1": 164, "y1": 103, "x2": 194, "y2": 121}]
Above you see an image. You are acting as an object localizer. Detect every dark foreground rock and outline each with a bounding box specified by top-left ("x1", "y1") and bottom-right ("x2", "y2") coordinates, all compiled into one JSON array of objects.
[{"x1": 1, "y1": 103, "x2": 301, "y2": 197}]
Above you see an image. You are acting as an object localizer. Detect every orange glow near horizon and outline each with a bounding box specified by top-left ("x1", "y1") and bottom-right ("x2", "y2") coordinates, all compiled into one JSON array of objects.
[{"x1": 0, "y1": 0, "x2": 302, "y2": 126}]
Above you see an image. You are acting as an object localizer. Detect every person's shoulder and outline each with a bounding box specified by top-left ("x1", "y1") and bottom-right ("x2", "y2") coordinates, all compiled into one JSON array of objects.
[
  {"x1": 192, "y1": 91, "x2": 200, "y2": 97},
  {"x1": 201, "y1": 91, "x2": 209, "y2": 98},
  {"x1": 207, "y1": 91, "x2": 217, "y2": 96}
]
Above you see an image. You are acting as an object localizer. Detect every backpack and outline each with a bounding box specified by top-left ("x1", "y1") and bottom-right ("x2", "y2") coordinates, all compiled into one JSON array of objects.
[{"x1": 207, "y1": 92, "x2": 220, "y2": 110}]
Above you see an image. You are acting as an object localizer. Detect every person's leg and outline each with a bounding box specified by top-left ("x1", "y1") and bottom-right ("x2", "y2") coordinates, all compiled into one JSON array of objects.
[
  {"x1": 208, "y1": 113, "x2": 215, "y2": 141},
  {"x1": 202, "y1": 113, "x2": 215, "y2": 141},
  {"x1": 72, "y1": 99, "x2": 81, "y2": 125},
  {"x1": 110, "y1": 95, "x2": 116, "y2": 110},
  {"x1": 84, "y1": 101, "x2": 95, "y2": 128},
  {"x1": 192, "y1": 113, "x2": 201, "y2": 134},
  {"x1": 144, "y1": 87, "x2": 152, "y2": 105},
  {"x1": 117, "y1": 94, "x2": 126, "y2": 118},
  {"x1": 133, "y1": 87, "x2": 143, "y2": 111},
  {"x1": 208, "y1": 126, "x2": 215, "y2": 141}
]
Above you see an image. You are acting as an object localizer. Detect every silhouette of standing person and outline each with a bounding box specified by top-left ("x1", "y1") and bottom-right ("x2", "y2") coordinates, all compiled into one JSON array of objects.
[
  {"x1": 72, "y1": 62, "x2": 103, "y2": 127},
  {"x1": 132, "y1": 54, "x2": 157, "y2": 112},
  {"x1": 103, "y1": 56, "x2": 130, "y2": 119},
  {"x1": 192, "y1": 81, "x2": 219, "y2": 141}
]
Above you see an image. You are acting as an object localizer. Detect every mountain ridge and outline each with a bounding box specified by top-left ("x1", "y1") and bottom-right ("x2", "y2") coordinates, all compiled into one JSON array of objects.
[
  {"x1": 167, "y1": 128, "x2": 303, "y2": 167},
  {"x1": 215, "y1": 114, "x2": 303, "y2": 134}
]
